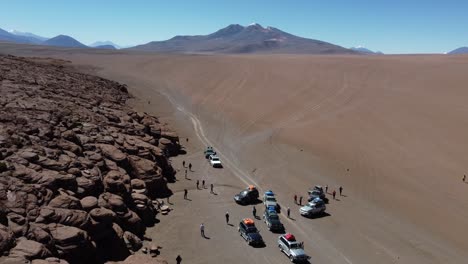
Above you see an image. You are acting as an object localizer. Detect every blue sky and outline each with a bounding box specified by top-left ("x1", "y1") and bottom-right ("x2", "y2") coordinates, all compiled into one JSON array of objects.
[{"x1": 1, "y1": 0, "x2": 467, "y2": 53}]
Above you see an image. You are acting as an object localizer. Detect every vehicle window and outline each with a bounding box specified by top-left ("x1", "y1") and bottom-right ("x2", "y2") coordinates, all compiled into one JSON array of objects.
[
  {"x1": 241, "y1": 190, "x2": 248, "y2": 196},
  {"x1": 280, "y1": 237, "x2": 286, "y2": 244},
  {"x1": 246, "y1": 227, "x2": 258, "y2": 233},
  {"x1": 270, "y1": 214, "x2": 279, "y2": 220},
  {"x1": 290, "y1": 243, "x2": 300, "y2": 249},
  {"x1": 266, "y1": 197, "x2": 276, "y2": 202}
]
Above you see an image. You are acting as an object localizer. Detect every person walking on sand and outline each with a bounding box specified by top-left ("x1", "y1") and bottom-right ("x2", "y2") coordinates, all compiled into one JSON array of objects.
[
  {"x1": 176, "y1": 255, "x2": 182, "y2": 264},
  {"x1": 299, "y1": 196, "x2": 303, "y2": 206},
  {"x1": 252, "y1": 206, "x2": 257, "y2": 218},
  {"x1": 189, "y1": 163, "x2": 192, "y2": 171},
  {"x1": 202, "y1": 180, "x2": 205, "y2": 188},
  {"x1": 182, "y1": 160, "x2": 186, "y2": 167},
  {"x1": 294, "y1": 194, "x2": 297, "y2": 205},
  {"x1": 339, "y1": 186, "x2": 343, "y2": 196},
  {"x1": 225, "y1": 212, "x2": 230, "y2": 224},
  {"x1": 200, "y1": 223, "x2": 205, "y2": 237},
  {"x1": 325, "y1": 185, "x2": 328, "y2": 194},
  {"x1": 210, "y1": 184, "x2": 214, "y2": 193},
  {"x1": 184, "y1": 189, "x2": 188, "y2": 199},
  {"x1": 196, "y1": 180, "x2": 199, "y2": 189},
  {"x1": 332, "y1": 190, "x2": 336, "y2": 200},
  {"x1": 185, "y1": 169, "x2": 187, "y2": 179},
  {"x1": 287, "y1": 207, "x2": 290, "y2": 218}
]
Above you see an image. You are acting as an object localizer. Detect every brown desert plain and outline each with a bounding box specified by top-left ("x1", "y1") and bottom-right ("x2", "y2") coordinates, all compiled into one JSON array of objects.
[{"x1": 1, "y1": 43, "x2": 468, "y2": 264}]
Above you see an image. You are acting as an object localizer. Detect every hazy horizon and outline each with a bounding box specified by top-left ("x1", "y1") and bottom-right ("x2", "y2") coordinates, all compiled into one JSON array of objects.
[{"x1": 1, "y1": 0, "x2": 468, "y2": 54}]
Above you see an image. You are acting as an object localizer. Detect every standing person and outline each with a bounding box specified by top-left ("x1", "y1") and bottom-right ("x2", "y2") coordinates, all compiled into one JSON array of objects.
[
  {"x1": 210, "y1": 184, "x2": 214, "y2": 193},
  {"x1": 252, "y1": 206, "x2": 257, "y2": 218},
  {"x1": 189, "y1": 163, "x2": 192, "y2": 171},
  {"x1": 182, "y1": 160, "x2": 186, "y2": 167},
  {"x1": 287, "y1": 207, "x2": 290, "y2": 218},
  {"x1": 200, "y1": 223, "x2": 205, "y2": 237},
  {"x1": 299, "y1": 196, "x2": 303, "y2": 205},
  {"x1": 463, "y1": 175, "x2": 466, "y2": 182},
  {"x1": 339, "y1": 186, "x2": 343, "y2": 196},
  {"x1": 202, "y1": 180, "x2": 205, "y2": 188},
  {"x1": 325, "y1": 185, "x2": 328, "y2": 194},
  {"x1": 185, "y1": 169, "x2": 187, "y2": 179},
  {"x1": 184, "y1": 189, "x2": 188, "y2": 199},
  {"x1": 294, "y1": 194, "x2": 297, "y2": 205},
  {"x1": 196, "y1": 180, "x2": 199, "y2": 189},
  {"x1": 332, "y1": 190, "x2": 336, "y2": 200},
  {"x1": 176, "y1": 255, "x2": 182, "y2": 264},
  {"x1": 225, "y1": 212, "x2": 230, "y2": 224}
]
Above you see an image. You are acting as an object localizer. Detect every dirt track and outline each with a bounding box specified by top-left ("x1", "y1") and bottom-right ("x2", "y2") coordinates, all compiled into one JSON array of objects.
[{"x1": 1, "y1": 44, "x2": 468, "y2": 263}]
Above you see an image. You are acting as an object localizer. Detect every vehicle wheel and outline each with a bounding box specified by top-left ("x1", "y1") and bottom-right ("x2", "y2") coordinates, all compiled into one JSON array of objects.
[{"x1": 289, "y1": 255, "x2": 295, "y2": 262}]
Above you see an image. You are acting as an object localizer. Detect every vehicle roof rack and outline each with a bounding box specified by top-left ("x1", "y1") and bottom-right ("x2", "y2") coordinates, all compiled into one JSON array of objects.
[
  {"x1": 284, "y1": 233, "x2": 296, "y2": 241},
  {"x1": 242, "y1": 218, "x2": 255, "y2": 225}
]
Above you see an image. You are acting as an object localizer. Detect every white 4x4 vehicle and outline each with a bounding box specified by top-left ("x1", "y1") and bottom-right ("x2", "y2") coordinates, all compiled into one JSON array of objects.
[
  {"x1": 208, "y1": 155, "x2": 222, "y2": 168},
  {"x1": 278, "y1": 233, "x2": 310, "y2": 263}
]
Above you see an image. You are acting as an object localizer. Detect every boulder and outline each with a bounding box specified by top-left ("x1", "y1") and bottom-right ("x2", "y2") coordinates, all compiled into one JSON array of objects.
[
  {"x1": 0, "y1": 223, "x2": 15, "y2": 254},
  {"x1": 48, "y1": 194, "x2": 81, "y2": 209},
  {"x1": 98, "y1": 144, "x2": 127, "y2": 163},
  {"x1": 49, "y1": 225, "x2": 95, "y2": 263},
  {"x1": 80, "y1": 196, "x2": 98, "y2": 212},
  {"x1": 36, "y1": 207, "x2": 88, "y2": 229},
  {"x1": 9, "y1": 238, "x2": 52, "y2": 260},
  {"x1": 123, "y1": 231, "x2": 142, "y2": 252},
  {"x1": 103, "y1": 170, "x2": 131, "y2": 196}
]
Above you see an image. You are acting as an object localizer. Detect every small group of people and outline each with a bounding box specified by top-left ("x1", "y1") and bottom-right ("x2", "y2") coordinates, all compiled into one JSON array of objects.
[
  {"x1": 325, "y1": 185, "x2": 344, "y2": 200},
  {"x1": 293, "y1": 195, "x2": 303, "y2": 205},
  {"x1": 183, "y1": 182, "x2": 215, "y2": 200},
  {"x1": 182, "y1": 160, "x2": 193, "y2": 171},
  {"x1": 196, "y1": 180, "x2": 215, "y2": 192}
]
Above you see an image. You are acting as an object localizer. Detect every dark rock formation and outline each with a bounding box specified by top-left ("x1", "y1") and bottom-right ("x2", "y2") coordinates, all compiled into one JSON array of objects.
[{"x1": 0, "y1": 55, "x2": 182, "y2": 263}]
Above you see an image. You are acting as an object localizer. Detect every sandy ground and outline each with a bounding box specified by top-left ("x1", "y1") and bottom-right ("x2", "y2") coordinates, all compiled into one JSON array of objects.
[{"x1": 1, "y1": 44, "x2": 468, "y2": 263}]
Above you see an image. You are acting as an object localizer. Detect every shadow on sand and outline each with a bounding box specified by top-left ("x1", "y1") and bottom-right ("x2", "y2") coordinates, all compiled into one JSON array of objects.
[{"x1": 304, "y1": 212, "x2": 331, "y2": 219}]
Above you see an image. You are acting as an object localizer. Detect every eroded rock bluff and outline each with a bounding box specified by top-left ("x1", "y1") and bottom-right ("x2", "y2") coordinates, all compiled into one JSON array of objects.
[{"x1": 0, "y1": 55, "x2": 181, "y2": 263}]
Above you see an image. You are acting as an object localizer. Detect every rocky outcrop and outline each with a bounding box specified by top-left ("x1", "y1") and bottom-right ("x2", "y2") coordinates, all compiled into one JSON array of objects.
[{"x1": 0, "y1": 55, "x2": 182, "y2": 263}]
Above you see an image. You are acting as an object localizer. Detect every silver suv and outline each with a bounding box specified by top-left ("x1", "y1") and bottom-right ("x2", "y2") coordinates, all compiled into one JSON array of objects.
[
  {"x1": 299, "y1": 197, "x2": 326, "y2": 217},
  {"x1": 278, "y1": 233, "x2": 310, "y2": 262}
]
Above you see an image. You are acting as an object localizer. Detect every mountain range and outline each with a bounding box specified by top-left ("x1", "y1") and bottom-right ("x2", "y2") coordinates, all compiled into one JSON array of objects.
[
  {"x1": 350, "y1": 46, "x2": 383, "y2": 55},
  {"x1": 447, "y1": 47, "x2": 468, "y2": 55},
  {"x1": 2, "y1": 25, "x2": 468, "y2": 55},
  {"x1": 43, "y1": 35, "x2": 87, "y2": 48},
  {"x1": 130, "y1": 23, "x2": 354, "y2": 54},
  {"x1": 89, "y1": 41, "x2": 121, "y2": 49}
]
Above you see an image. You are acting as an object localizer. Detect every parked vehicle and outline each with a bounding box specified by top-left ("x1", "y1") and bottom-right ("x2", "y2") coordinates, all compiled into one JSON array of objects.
[
  {"x1": 300, "y1": 197, "x2": 326, "y2": 217},
  {"x1": 278, "y1": 233, "x2": 310, "y2": 262},
  {"x1": 204, "y1": 146, "x2": 216, "y2": 159},
  {"x1": 234, "y1": 185, "x2": 259, "y2": 205},
  {"x1": 307, "y1": 185, "x2": 328, "y2": 203},
  {"x1": 263, "y1": 208, "x2": 284, "y2": 232},
  {"x1": 208, "y1": 154, "x2": 222, "y2": 168},
  {"x1": 263, "y1": 190, "x2": 280, "y2": 211},
  {"x1": 238, "y1": 218, "x2": 264, "y2": 246}
]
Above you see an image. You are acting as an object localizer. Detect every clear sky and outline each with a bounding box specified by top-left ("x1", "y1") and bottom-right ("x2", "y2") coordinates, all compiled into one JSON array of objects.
[{"x1": 1, "y1": 0, "x2": 467, "y2": 53}]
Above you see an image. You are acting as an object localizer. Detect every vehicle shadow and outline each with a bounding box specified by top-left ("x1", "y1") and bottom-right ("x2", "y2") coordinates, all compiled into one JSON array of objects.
[
  {"x1": 270, "y1": 229, "x2": 286, "y2": 234},
  {"x1": 251, "y1": 243, "x2": 266, "y2": 248},
  {"x1": 304, "y1": 212, "x2": 331, "y2": 219}
]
